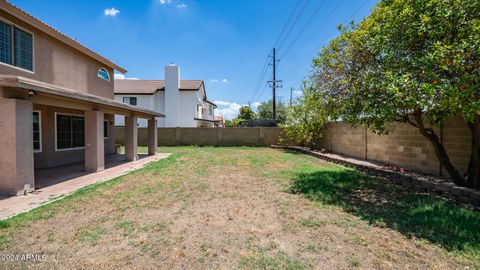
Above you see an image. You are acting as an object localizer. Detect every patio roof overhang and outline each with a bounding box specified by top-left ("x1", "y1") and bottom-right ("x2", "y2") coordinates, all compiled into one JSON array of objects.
[{"x1": 0, "y1": 75, "x2": 165, "y2": 119}]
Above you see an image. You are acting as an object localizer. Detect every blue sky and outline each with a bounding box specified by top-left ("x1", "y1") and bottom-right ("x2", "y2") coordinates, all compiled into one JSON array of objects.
[{"x1": 11, "y1": 0, "x2": 378, "y2": 119}]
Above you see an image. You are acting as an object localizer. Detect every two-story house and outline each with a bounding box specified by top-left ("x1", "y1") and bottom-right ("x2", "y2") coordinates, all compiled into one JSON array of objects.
[
  {"x1": 114, "y1": 64, "x2": 216, "y2": 128},
  {"x1": 0, "y1": 1, "x2": 164, "y2": 195}
]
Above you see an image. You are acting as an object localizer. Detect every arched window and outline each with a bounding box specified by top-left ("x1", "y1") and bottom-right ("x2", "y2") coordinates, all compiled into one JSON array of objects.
[{"x1": 97, "y1": 68, "x2": 110, "y2": 81}]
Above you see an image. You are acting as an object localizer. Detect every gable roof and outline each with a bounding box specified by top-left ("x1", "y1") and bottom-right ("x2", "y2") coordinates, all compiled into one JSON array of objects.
[
  {"x1": 0, "y1": 0, "x2": 127, "y2": 73},
  {"x1": 114, "y1": 79, "x2": 204, "y2": 94}
]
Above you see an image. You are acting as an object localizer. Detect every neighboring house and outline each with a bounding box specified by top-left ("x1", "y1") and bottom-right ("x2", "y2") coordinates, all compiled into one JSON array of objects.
[
  {"x1": 114, "y1": 64, "x2": 217, "y2": 128},
  {"x1": 0, "y1": 1, "x2": 164, "y2": 195},
  {"x1": 214, "y1": 116, "x2": 225, "y2": 127}
]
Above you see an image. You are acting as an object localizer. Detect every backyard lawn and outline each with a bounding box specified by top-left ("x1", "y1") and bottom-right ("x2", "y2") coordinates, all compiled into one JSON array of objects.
[{"x1": 0, "y1": 147, "x2": 479, "y2": 269}]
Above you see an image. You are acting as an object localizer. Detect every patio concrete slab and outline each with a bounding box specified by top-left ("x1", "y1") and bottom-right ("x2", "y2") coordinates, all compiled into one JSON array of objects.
[{"x1": 0, "y1": 153, "x2": 170, "y2": 220}]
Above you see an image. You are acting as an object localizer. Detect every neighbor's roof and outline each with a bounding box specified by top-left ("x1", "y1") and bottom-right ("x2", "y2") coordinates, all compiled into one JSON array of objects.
[
  {"x1": 0, "y1": 0, "x2": 127, "y2": 73},
  {"x1": 114, "y1": 79, "x2": 204, "y2": 94}
]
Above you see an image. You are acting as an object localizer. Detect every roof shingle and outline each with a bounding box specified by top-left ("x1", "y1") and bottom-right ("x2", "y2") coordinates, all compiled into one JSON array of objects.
[{"x1": 114, "y1": 80, "x2": 204, "y2": 94}]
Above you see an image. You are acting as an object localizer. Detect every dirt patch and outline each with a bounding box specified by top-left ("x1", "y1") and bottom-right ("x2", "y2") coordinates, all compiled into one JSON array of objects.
[{"x1": 0, "y1": 147, "x2": 469, "y2": 269}]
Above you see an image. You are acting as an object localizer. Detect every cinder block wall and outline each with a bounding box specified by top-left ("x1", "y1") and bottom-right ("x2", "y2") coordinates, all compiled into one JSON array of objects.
[
  {"x1": 115, "y1": 127, "x2": 283, "y2": 147},
  {"x1": 318, "y1": 116, "x2": 472, "y2": 177}
]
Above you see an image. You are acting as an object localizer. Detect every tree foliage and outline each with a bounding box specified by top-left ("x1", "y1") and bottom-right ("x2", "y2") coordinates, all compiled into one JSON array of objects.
[
  {"x1": 256, "y1": 100, "x2": 288, "y2": 123},
  {"x1": 312, "y1": 0, "x2": 480, "y2": 188},
  {"x1": 238, "y1": 106, "x2": 255, "y2": 121},
  {"x1": 281, "y1": 82, "x2": 329, "y2": 148}
]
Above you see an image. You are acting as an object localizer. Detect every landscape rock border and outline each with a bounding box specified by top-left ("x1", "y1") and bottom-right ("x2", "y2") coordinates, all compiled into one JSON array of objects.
[{"x1": 271, "y1": 145, "x2": 480, "y2": 208}]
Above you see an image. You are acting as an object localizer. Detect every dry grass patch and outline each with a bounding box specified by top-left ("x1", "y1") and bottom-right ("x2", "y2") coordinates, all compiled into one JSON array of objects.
[{"x1": 0, "y1": 147, "x2": 477, "y2": 269}]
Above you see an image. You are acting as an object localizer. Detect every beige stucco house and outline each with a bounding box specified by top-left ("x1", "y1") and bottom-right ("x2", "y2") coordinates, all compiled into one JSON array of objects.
[{"x1": 0, "y1": 1, "x2": 164, "y2": 196}]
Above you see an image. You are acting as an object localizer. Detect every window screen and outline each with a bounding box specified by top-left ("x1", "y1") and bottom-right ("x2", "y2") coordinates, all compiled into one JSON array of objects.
[
  {"x1": 56, "y1": 114, "x2": 85, "y2": 150},
  {"x1": 0, "y1": 20, "x2": 12, "y2": 65},
  {"x1": 14, "y1": 27, "x2": 32, "y2": 71},
  {"x1": 0, "y1": 20, "x2": 33, "y2": 71}
]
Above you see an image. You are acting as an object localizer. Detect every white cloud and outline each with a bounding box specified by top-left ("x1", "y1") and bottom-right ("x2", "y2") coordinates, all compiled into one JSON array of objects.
[
  {"x1": 209, "y1": 78, "x2": 229, "y2": 84},
  {"x1": 213, "y1": 100, "x2": 245, "y2": 120},
  {"x1": 177, "y1": 3, "x2": 188, "y2": 9},
  {"x1": 114, "y1": 73, "x2": 139, "y2": 80},
  {"x1": 252, "y1": 101, "x2": 261, "y2": 110},
  {"x1": 293, "y1": 90, "x2": 303, "y2": 96},
  {"x1": 104, "y1": 7, "x2": 120, "y2": 17},
  {"x1": 160, "y1": 0, "x2": 172, "y2": 4}
]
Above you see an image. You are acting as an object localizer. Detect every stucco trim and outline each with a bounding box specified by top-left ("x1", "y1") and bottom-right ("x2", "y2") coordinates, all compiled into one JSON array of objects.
[{"x1": 0, "y1": 75, "x2": 165, "y2": 118}]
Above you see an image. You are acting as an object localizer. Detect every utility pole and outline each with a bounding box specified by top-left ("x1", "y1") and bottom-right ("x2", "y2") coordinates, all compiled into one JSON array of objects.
[
  {"x1": 268, "y1": 48, "x2": 282, "y2": 119},
  {"x1": 272, "y1": 48, "x2": 276, "y2": 119}
]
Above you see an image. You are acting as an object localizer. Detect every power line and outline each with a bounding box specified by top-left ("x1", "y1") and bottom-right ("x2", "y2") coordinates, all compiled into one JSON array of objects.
[
  {"x1": 279, "y1": 0, "x2": 346, "y2": 75},
  {"x1": 273, "y1": 0, "x2": 303, "y2": 48},
  {"x1": 280, "y1": 0, "x2": 370, "y2": 79},
  {"x1": 277, "y1": 0, "x2": 311, "y2": 51},
  {"x1": 279, "y1": 0, "x2": 328, "y2": 59},
  {"x1": 249, "y1": 54, "x2": 270, "y2": 103},
  {"x1": 250, "y1": 0, "x2": 313, "y2": 106}
]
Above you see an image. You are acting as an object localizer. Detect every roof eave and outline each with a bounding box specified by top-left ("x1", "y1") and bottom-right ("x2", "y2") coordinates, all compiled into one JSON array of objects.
[
  {"x1": 1, "y1": 1, "x2": 127, "y2": 73},
  {"x1": 0, "y1": 75, "x2": 165, "y2": 117}
]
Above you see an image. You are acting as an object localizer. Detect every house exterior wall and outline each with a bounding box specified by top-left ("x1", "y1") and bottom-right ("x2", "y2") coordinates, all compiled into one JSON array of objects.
[
  {"x1": 114, "y1": 94, "x2": 154, "y2": 127},
  {"x1": 33, "y1": 104, "x2": 116, "y2": 169},
  {"x1": 0, "y1": 10, "x2": 115, "y2": 99},
  {"x1": 179, "y1": 91, "x2": 200, "y2": 127},
  {"x1": 114, "y1": 90, "x2": 214, "y2": 128},
  {"x1": 114, "y1": 93, "x2": 164, "y2": 127},
  {"x1": 154, "y1": 91, "x2": 166, "y2": 127}
]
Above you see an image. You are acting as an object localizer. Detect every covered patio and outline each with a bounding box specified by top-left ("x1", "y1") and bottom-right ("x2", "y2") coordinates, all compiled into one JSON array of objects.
[
  {"x1": 34, "y1": 153, "x2": 151, "y2": 189},
  {"x1": 0, "y1": 152, "x2": 169, "y2": 220},
  {"x1": 0, "y1": 75, "x2": 165, "y2": 196}
]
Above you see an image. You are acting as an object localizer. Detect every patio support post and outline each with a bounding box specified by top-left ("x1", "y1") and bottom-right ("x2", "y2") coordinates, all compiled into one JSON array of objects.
[
  {"x1": 0, "y1": 98, "x2": 34, "y2": 195},
  {"x1": 148, "y1": 117, "x2": 157, "y2": 155},
  {"x1": 125, "y1": 116, "x2": 138, "y2": 161},
  {"x1": 85, "y1": 110, "x2": 105, "y2": 172}
]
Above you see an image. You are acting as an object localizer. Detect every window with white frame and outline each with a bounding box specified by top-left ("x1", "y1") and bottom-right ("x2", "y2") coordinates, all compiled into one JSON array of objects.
[
  {"x1": 98, "y1": 68, "x2": 110, "y2": 81},
  {"x1": 33, "y1": 111, "x2": 41, "y2": 152},
  {"x1": 122, "y1": 97, "x2": 137, "y2": 106},
  {"x1": 0, "y1": 19, "x2": 33, "y2": 71},
  {"x1": 56, "y1": 114, "x2": 85, "y2": 150}
]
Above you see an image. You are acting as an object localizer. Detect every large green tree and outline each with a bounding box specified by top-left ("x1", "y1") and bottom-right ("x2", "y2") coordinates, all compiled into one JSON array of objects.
[
  {"x1": 313, "y1": 0, "x2": 480, "y2": 188},
  {"x1": 256, "y1": 100, "x2": 288, "y2": 123},
  {"x1": 282, "y1": 81, "x2": 329, "y2": 148},
  {"x1": 238, "y1": 106, "x2": 255, "y2": 121}
]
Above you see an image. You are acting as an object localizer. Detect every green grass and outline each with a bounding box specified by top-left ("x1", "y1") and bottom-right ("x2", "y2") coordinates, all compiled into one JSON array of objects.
[
  {"x1": 299, "y1": 218, "x2": 326, "y2": 228},
  {"x1": 75, "y1": 226, "x2": 108, "y2": 246},
  {"x1": 0, "y1": 146, "x2": 478, "y2": 268},
  {"x1": 286, "y1": 152, "x2": 480, "y2": 266},
  {"x1": 238, "y1": 251, "x2": 307, "y2": 270}
]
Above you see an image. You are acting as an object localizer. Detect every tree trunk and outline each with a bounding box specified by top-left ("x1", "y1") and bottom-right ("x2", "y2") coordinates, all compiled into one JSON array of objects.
[
  {"x1": 466, "y1": 115, "x2": 480, "y2": 189},
  {"x1": 413, "y1": 111, "x2": 467, "y2": 187}
]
